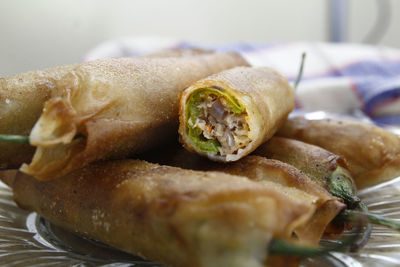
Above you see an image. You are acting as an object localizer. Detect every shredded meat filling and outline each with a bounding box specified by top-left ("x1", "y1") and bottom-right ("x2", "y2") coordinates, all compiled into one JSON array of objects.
[{"x1": 193, "y1": 94, "x2": 250, "y2": 156}]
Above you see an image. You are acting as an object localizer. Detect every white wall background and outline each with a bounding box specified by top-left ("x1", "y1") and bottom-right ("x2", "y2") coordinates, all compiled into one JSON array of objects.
[{"x1": 0, "y1": 0, "x2": 399, "y2": 76}]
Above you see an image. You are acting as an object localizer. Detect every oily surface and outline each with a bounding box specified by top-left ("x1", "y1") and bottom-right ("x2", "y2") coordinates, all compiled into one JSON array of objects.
[
  {"x1": 10, "y1": 160, "x2": 315, "y2": 267},
  {"x1": 215, "y1": 156, "x2": 345, "y2": 245},
  {"x1": 142, "y1": 145, "x2": 345, "y2": 245}
]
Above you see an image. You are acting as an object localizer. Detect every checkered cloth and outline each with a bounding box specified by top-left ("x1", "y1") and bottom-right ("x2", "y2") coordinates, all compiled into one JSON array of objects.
[{"x1": 84, "y1": 37, "x2": 400, "y2": 126}]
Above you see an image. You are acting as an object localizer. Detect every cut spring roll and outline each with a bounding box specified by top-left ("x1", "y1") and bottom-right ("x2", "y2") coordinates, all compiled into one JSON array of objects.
[
  {"x1": 0, "y1": 63, "x2": 79, "y2": 168},
  {"x1": 178, "y1": 66, "x2": 294, "y2": 162},
  {"x1": 277, "y1": 116, "x2": 400, "y2": 189},
  {"x1": 14, "y1": 52, "x2": 248, "y2": 180},
  {"x1": 5, "y1": 160, "x2": 317, "y2": 267}
]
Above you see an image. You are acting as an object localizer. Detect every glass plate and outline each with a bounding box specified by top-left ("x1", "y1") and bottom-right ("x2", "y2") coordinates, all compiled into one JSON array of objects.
[{"x1": 1, "y1": 177, "x2": 400, "y2": 267}]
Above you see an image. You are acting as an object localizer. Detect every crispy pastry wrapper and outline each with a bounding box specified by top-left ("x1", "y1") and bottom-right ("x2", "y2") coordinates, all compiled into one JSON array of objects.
[
  {"x1": 142, "y1": 146, "x2": 346, "y2": 245},
  {"x1": 17, "y1": 52, "x2": 248, "y2": 180},
  {"x1": 0, "y1": 169, "x2": 18, "y2": 187},
  {"x1": 0, "y1": 64, "x2": 79, "y2": 168},
  {"x1": 0, "y1": 49, "x2": 218, "y2": 170},
  {"x1": 178, "y1": 66, "x2": 294, "y2": 162},
  {"x1": 4, "y1": 160, "x2": 316, "y2": 267},
  {"x1": 277, "y1": 116, "x2": 400, "y2": 189},
  {"x1": 254, "y1": 137, "x2": 356, "y2": 191},
  {"x1": 217, "y1": 156, "x2": 346, "y2": 244}
]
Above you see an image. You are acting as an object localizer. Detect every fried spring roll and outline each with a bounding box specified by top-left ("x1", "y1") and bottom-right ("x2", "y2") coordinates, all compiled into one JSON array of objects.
[
  {"x1": 212, "y1": 156, "x2": 346, "y2": 243},
  {"x1": 15, "y1": 52, "x2": 248, "y2": 180},
  {"x1": 254, "y1": 137, "x2": 359, "y2": 208},
  {"x1": 277, "y1": 116, "x2": 400, "y2": 189},
  {"x1": 0, "y1": 49, "x2": 217, "y2": 171},
  {"x1": 239, "y1": 139, "x2": 400, "y2": 243},
  {"x1": 178, "y1": 66, "x2": 294, "y2": 162},
  {"x1": 141, "y1": 146, "x2": 345, "y2": 245},
  {"x1": 0, "y1": 64, "x2": 79, "y2": 168},
  {"x1": 5, "y1": 160, "x2": 317, "y2": 267}
]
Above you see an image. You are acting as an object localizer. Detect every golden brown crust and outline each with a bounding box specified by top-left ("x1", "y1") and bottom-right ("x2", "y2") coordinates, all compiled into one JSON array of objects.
[
  {"x1": 0, "y1": 169, "x2": 17, "y2": 187},
  {"x1": 217, "y1": 156, "x2": 334, "y2": 203},
  {"x1": 178, "y1": 66, "x2": 294, "y2": 162},
  {"x1": 0, "y1": 64, "x2": 79, "y2": 168},
  {"x1": 18, "y1": 52, "x2": 248, "y2": 180},
  {"x1": 12, "y1": 160, "x2": 316, "y2": 267},
  {"x1": 277, "y1": 116, "x2": 400, "y2": 189},
  {"x1": 143, "y1": 145, "x2": 338, "y2": 204},
  {"x1": 294, "y1": 199, "x2": 345, "y2": 244},
  {"x1": 254, "y1": 137, "x2": 351, "y2": 189},
  {"x1": 212, "y1": 156, "x2": 346, "y2": 245},
  {"x1": 141, "y1": 146, "x2": 345, "y2": 245},
  {"x1": 266, "y1": 255, "x2": 299, "y2": 267}
]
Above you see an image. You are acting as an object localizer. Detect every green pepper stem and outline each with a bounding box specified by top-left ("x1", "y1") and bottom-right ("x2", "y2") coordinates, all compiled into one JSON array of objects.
[
  {"x1": 342, "y1": 209, "x2": 400, "y2": 231},
  {"x1": 293, "y1": 52, "x2": 306, "y2": 91},
  {"x1": 270, "y1": 211, "x2": 367, "y2": 256},
  {"x1": 0, "y1": 134, "x2": 86, "y2": 145},
  {"x1": 333, "y1": 201, "x2": 372, "y2": 251},
  {"x1": 269, "y1": 239, "x2": 335, "y2": 257},
  {"x1": 0, "y1": 134, "x2": 30, "y2": 144},
  {"x1": 269, "y1": 239, "x2": 324, "y2": 256}
]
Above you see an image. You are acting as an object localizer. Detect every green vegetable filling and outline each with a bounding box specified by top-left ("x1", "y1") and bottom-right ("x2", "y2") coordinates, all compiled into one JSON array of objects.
[{"x1": 186, "y1": 88, "x2": 245, "y2": 154}]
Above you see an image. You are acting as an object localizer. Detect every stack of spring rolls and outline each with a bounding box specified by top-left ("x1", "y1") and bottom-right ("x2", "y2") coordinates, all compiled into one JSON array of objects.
[{"x1": 1, "y1": 48, "x2": 400, "y2": 267}]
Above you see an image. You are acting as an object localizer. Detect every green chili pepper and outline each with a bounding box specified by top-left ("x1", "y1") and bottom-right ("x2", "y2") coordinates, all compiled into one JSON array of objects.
[
  {"x1": 304, "y1": 160, "x2": 400, "y2": 232},
  {"x1": 327, "y1": 166, "x2": 360, "y2": 209}
]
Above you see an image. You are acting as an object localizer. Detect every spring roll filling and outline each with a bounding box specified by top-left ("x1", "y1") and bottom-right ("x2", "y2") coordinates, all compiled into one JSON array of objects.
[{"x1": 186, "y1": 88, "x2": 251, "y2": 156}]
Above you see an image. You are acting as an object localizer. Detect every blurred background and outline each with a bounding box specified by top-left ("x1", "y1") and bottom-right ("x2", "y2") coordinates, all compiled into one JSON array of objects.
[{"x1": 0, "y1": 0, "x2": 399, "y2": 76}]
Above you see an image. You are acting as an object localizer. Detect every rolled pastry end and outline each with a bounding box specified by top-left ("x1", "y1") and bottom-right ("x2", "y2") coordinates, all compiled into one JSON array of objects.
[
  {"x1": 29, "y1": 97, "x2": 77, "y2": 146},
  {"x1": 179, "y1": 86, "x2": 260, "y2": 162}
]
